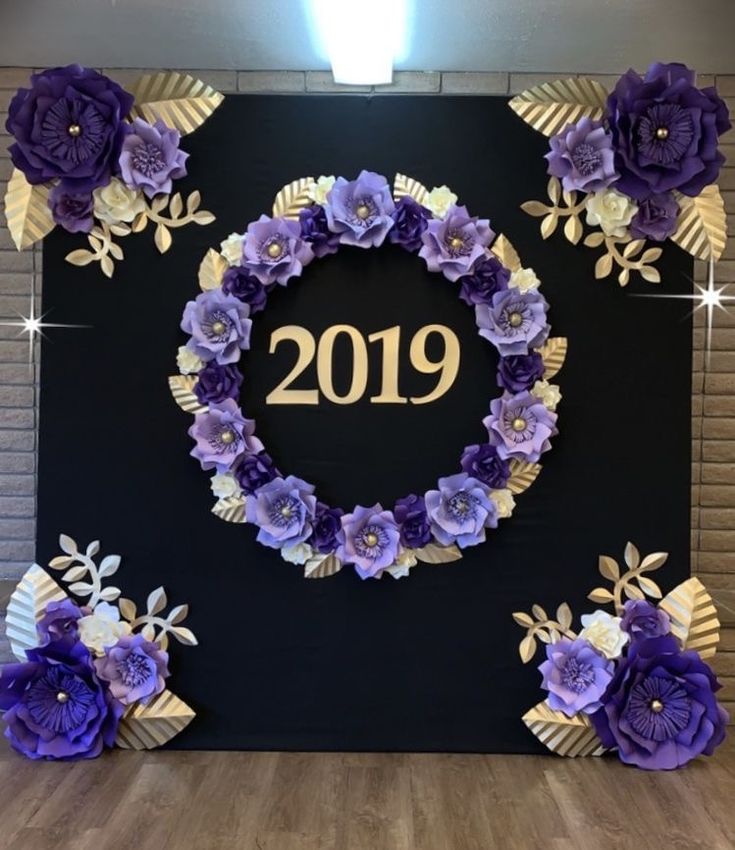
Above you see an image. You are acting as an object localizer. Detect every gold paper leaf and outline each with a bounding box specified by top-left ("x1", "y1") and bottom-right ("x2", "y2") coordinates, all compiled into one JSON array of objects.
[
  {"x1": 522, "y1": 701, "x2": 606, "y2": 757},
  {"x1": 393, "y1": 173, "x2": 429, "y2": 206},
  {"x1": 304, "y1": 553, "x2": 343, "y2": 579},
  {"x1": 506, "y1": 460, "x2": 542, "y2": 495},
  {"x1": 168, "y1": 375, "x2": 207, "y2": 414},
  {"x1": 519, "y1": 634, "x2": 536, "y2": 663},
  {"x1": 5, "y1": 565, "x2": 66, "y2": 660},
  {"x1": 512, "y1": 611, "x2": 534, "y2": 627},
  {"x1": 129, "y1": 72, "x2": 224, "y2": 135},
  {"x1": 490, "y1": 233, "x2": 522, "y2": 272},
  {"x1": 509, "y1": 78, "x2": 608, "y2": 137},
  {"x1": 211, "y1": 495, "x2": 246, "y2": 524},
  {"x1": 154, "y1": 222, "x2": 172, "y2": 253},
  {"x1": 198, "y1": 248, "x2": 228, "y2": 291},
  {"x1": 540, "y1": 214, "x2": 558, "y2": 239},
  {"x1": 671, "y1": 186, "x2": 727, "y2": 262},
  {"x1": 3, "y1": 169, "x2": 55, "y2": 250},
  {"x1": 595, "y1": 252, "x2": 613, "y2": 279},
  {"x1": 598, "y1": 555, "x2": 620, "y2": 582},
  {"x1": 116, "y1": 690, "x2": 195, "y2": 750},
  {"x1": 272, "y1": 177, "x2": 315, "y2": 220},
  {"x1": 563, "y1": 214, "x2": 583, "y2": 245},
  {"x1": 414, "y1": 543, "x2": 463, "y2": 564},
  {"x1": 659, "y1": 577, "x2": 720, "y2": 659},
  {"x1": 537, "y1": 337, "x2": 568, "y2": 380},
  {"x1": 588, "y1": 587, "x2": 615, "y2": 604}
]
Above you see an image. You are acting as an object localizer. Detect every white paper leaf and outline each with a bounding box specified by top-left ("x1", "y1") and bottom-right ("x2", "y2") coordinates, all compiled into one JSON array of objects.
[
  {"x1": 98, "y1": 554, "x2": 121, "y2": 578},
  {"x1": 6, "y1": 565, "x2": 67, "y2": 660},
  {"x1": 99, "y1": 586, "x2": 121, "y2": 602},
  {"x1": 59, "y1": 534, "x2": 77, "y2": 556},
  {"x1": 147, "y1": 587, "x2": 167, "y2": 616},
  {"x1": 171, "y1": 626, "x2": 198, "y2": 646},
  {"x1": 86, "y1": 540, "x2": 100, "y2": 557}
]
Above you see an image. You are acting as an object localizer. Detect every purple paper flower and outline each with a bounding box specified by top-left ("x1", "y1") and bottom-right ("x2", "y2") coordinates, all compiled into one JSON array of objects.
[
  {"x1": 497, "y1": 352, "x2": 545, "y2": 393},
  {"x1": 460, "y1": 444, "x2": 511, "y2": 489},
  {"x1": 245, "y1": 475, "x2": 317, "y2": 549},
  {"x1": 458, "y1": 255, "x2": 511, "y2": 306},
  {"x1": 181, "y1": 289, "x2": 252, "y2": 365},
  {"x1": 194, "y1": 362, "x2": 243, "y2": 405},
  {"x1": 546, "y1": 118, "x2": 619, "y2": 193},
  {"x1": 299, "y1": 205, "x2": 340, "y2": 258},
  {"x1": 484, "y1": 391, "x2": 557, "y2": 462},
  {"x1": 393, "y1": 494, "x2": 432, "y2": 550},
  {"x1": 242, "y1": 215, "x2": 314, "y2": 286},
  {"x1": 424, "y1": 473, "x2": 497, "y2": 549},
  {"x1": 188, "y1": 399, "x2": 262, "y2": 472},
  {"x1": 539, "y1": 638, "x2": 615, "y2": 717},
  {"x1": 48, "y1": 185, "x2": 94, "y2": 233},
  {"x1": 221, "y1": 266, "x2": 269, "y2": 314},
  {"x1": 119, "y1": 118, "x2": 188, "y2": 198},
  {"x1": 336, "y1": 504, "x2": 401, "y2": 579},
  {"x1": 324, "y1": 170, "x2": 396, "y2": 249},
  {"x1": 235, "y1": 450, "x2": 279, "y2": 495},
  {"x1": 607, "y1": 62, "x2": 731, "y2": 200},
  {"x1": 389, "y1": 197, "x2": 430, "y2": 252},
  {"x1": 591, "y1": 635, "x2": 729, "y2": 770},
  {"x1": 94, "y1": 633, "x2": 169, "y2": 706},
  {"x1": 0, "y1": 639, "x2": 122, "y2": 760},
  {"x1": 6, "y1": 64, "x2": 134, "y2": 190},
  {"x1": 629, "y1": 193, "x2": 679, "y2": 242},
  {"x1": 309, "y1": 502, "x2": 344, "y2": 554},
  {"x1": 475, "y1": 288, "x2": 550, "y2": 356},
  {"x1": 620, "y1": 600, "x2": 671, "y2": 641},
  {"x1": 37, "y1": 599, "x2": 84, "y2": 647},
  {"x1": 419, "y1": 205, "x2": 496, "y2": 282}
]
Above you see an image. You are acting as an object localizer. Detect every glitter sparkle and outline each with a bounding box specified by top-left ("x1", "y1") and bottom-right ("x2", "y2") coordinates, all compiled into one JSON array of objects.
[{"x1": 0, "y1": 296, "x2": 89, "y2": 366}]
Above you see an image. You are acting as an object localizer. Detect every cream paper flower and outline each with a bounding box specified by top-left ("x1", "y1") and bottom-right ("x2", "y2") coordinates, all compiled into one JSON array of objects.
[
  {"x1": 93, "y1": 178, "x2": 146, "y2": 224},
  {"x1": 531, "y1": 380, "x2": 562, "y2": 411},
  {"x1": 220, "y1": 232, "x2": 245, "y2": 266},
  {"x1": 425, "y1": 185, "x2": 458, "y2": 219},
  {"x1": 585, "y1": 188, "x2": 638, "y2": 238},
  {"x1": 177, "y1": 345, "x2": 203, "y2": 375},
  {"x1": 281, "y1": 542, "x2": 314, "y2": 565},
  {"x1": 579, "y1": 610, "x2": 629, "y2": 659},
  {"x1": 490, "y1": 488, "x2": 516, "y2": 519},
  {"x1": 210, "y1": 472, "x2": 241, "y2": 499},
  {"x1": 309, "y1": 175, "x2": 336, "y2": 205},
  {"x1": 509, "y1": 267, "x2": 541, "y2": 293},
  {"x1": 78, "y1": 602, "x2": 131, "y2": 657}
]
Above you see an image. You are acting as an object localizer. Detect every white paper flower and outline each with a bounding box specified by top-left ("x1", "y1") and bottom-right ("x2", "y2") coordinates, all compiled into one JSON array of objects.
[
  {"x1": 585, "y1": 189, "x2": 638, "y2": 238},
  {"x1": 425, "y1": 185, "x2": 458, "y2": 219},
  {"x1": 78, "y1": 602, "x2": 131, "y2": 657},
  {"x1": 309, "y1": 175, "x2": 336, "y2": 206},
  {"x1": 531, "y1": 380, "x2": 562, "y2": 411},
  {"x1": 579, "y1": 610, "x2": 629, "y2": 659},
  {"x1": 281, "y1": 542, "x2": 314, "y2": 565},
  {"x1": 509, "y1": 267, "x2": 541, "y2": 293},
  {"x1": 93, "y1": 178, "x2": 146, "y2": 224},
  {"x1": 220, "y1": 232, "x2": 245, "y2": 266},
  {"x1": 177, "y1": 345, "x2": 203, "y2": 375},
  {"x1": 385, "y1": 548, "x2": 417, "y2": 579},
  {"x1": 210, "y1": 472, "x2": 241, "y2": 499},
  {"x1": 490, "y1": 488, "x2": 516, "y2": 519}
]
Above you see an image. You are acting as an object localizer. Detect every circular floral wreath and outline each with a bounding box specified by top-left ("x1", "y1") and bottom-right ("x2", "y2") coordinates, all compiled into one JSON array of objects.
[{"x1": 170, "y1": 171, "x2": 567, "y2": 581}]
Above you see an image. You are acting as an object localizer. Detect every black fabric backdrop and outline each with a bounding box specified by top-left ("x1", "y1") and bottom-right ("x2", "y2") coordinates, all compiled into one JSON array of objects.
[{"x1": 38, "y1": 95, "x2": 693, "y2": 752}]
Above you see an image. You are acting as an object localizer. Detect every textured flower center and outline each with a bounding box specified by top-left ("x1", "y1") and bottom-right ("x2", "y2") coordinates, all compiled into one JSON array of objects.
[
  {"x1": 561, "y1": 657, "x2": 596, "y2": 693},
  {"x1": 205, "y1": 311, "x2": 232, "y2": 341},
  {"x1": 638, "y1": 104, "x2": 694, "y2": 165},
  {"x1": 26, "y1": 667, "x2": 95, "y2": 733},
  {"x1": 131, "y1": 142, "x2": 166, "y2": 177},
  {"x1": 349, "y1": 196, "x2": 377, "y2": 227},
  {"x1": 117, "y1": 652, "x2": 153, "y2": 688},
  {"x1": 444, "y1": 230, "x2": 473, "y2": 257},
  {"x1": 626, "y1": 676, "x2": 691, "y2": 741},
  {"x1": 209, "y1": 423, "x2": 240, "y2": 453},
  {"x1": 356, "y1": 524, "x2": 388, "y2": 557},
  {"x1": 41, "y1": 98, "x2": 106, "y2": 165},
  {"x1": 260, "y1": 236, "x2": 287, "y2": 262},
  {"x1": 269, "y1": 496, "x2": 302, "y2": 529},
  {"x1": 571, "y1": 142, "x2": 602, "y2": 176},
  {"x1": 502, "y1": 406, "x2": 536, "y2": 443},
  {"x1": 446, "y1": 491, "x2": 479, "y2": 521},
  {"x1": 501, "y1": 302, "x2": 530, "y2": 335}
]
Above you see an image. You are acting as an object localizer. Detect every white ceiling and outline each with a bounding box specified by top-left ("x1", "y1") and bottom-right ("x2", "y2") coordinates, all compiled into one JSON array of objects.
[{"x1": 0, "y1": 0, "x2": 733, "y2": 74}]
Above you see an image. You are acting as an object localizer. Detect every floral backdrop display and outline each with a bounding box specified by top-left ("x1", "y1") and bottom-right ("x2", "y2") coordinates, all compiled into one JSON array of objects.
[{"x1": 510, "y1": 62, "x2": 730, "y2": 285}]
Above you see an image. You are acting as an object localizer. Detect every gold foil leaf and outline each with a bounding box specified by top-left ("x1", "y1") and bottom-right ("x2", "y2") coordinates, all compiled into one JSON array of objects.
[
  {"x1": 129, "y1": 73, "x2": 224, "y2": 135},
  {"x1": 490, "y1": 233, "x2": 522, "y2": 272},
  {"x1": 154, "y1": 222, "x2": 172, "y2": 253},
  {"x1": 506, "y1": 460, "x2": 542, "y2": 495},
  {"x1": 4, "y1": 168, "x2": 55, "y2": 250},
  {"x1": 116, "y1": 690, "x2": 196, "y2": 750},
  {"x1": 212, "y1": 495, "x2": 246, "y2": 524},
  {"x1": 6, "y1": 565, "x2": 67, "y2": 660},
  {"x1": 671, "y1": 186, "x2": 727, "y2": 262},
  {"x1": 537, "y1": 337, "x2": 568, "y2": 379},
  {"x1": 168, "y1": 375, "x2": 207, "y2": 415},
  {"x1": 199, "y1": 248, "x2": 228, "y2": 291},
  {"x1": 393, "y1": 173, "x2": 429, "y2": 206},
  {"x1": 304, "y1": 553, "x2": 343, "y2": 579},
  {"x1": 272, "y1": 177, "x2": 315, "y2": 220},
  {"x1": 523, "y1": 701, "x2": 606, "y2": 757},
  {"x1": 509, "y1": 78, "x2": 608, "y2": 137},
  {"x1": 659, "y1": 577, "x2": 720, "y2": 659},
  {"x1": 414, "y1": 543, "x2": 462, "y2": 564}
]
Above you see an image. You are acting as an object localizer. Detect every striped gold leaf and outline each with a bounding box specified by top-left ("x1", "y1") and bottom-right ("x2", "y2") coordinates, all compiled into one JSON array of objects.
[
  {"x1": 212, "y1": 495, "x2": 246, "y2": 524},
  {"x1": 272, "y1": 177, "x2": 315, "y2": 220},
  {"x1": 506, "y1": 460, "x2": 542, "y2": 495},
  {"x1": 393, "y1": 173, "x2": 429, "y2": 206},
  {"x1": 198, "y1": 248, "x2": 228, "y2": 291},
  {"x1": 659, "y1": 577, "x2": 720, "y2": 659},
  {"x1": 523, "y1": 701, "x2": 606, "y2": 757},
  {"x1": 116, "y1": 690, "x2": 196, "y2": 750},
  {"x1": 6, "y1": 565, "x2": 67, "y2": 660},
  {"x1": 670, "y1": 186, "x2": 727, "y2": 262},
  {"x1": 4, "y1": 169, "x2": 55, "y2": 250},
  {"x1": 537, "y1": 336, "x2": 568, "y2": 379},
  {"x1": 414, "y1": 543, "x2": 462, "y2": 564},
  {"x1": 129, "y1": 72, "x2": 224, "y2": 135},
  {"x1": 491, "y1": 233, "x2": 522, "y2": 273},
  {"x1": 168, "y1": 375, "x2": 207, "y2": 415},
  {"x1": 509, "y1": 78, "x2": 608, "y2": 137},
  {"x1": 304, "y1": 553, "x2": 343, "y2": 579}
]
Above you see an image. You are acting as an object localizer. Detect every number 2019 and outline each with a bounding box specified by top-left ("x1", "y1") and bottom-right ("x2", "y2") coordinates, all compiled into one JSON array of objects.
[{"x1": 265, "y1": 324, "x2": 461, "y2": 406}]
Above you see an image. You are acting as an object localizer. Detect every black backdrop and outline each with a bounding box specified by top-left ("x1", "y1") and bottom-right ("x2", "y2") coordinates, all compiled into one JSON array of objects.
[{"x1": 39, "y1": 95, "x2": 693, "y2": 752}]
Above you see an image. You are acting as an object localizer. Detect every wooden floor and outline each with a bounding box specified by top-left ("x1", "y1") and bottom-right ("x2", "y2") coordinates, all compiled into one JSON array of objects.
[{"x1": 1, "y1": 740, "x2": 734, "y2": 850}]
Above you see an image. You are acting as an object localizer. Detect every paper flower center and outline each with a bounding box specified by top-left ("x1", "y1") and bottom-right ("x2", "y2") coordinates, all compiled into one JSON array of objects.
[
  {"x1": 205, "y1": 311, "x2": 232, "y2": 341},
  {"x1": 502, "y1": 405, "x2": 536, "y2": 443},
  {"x1": 269, "y1": 496, "x2": 302, "y2": 529},
  {"x1": 349, "y1": 196, "x2": 377, "y2": 227},
  {"x1": 209, "y1": 423, "x2": 240, "y2": 453},
  {"x1": 627, "y1": 676, "x2": 691, "y2": 741},
  {"x1": 356, "y1": 524, "x2": 388, "y2": 557},
  {"x1": 446, "y1": 491, "x2": 479, "y2": 521},
  {"x1": 131, "y1": 142, "x2": 166, "y2": 177},
  {"x1": 41, "y1": 98, "x2": 106, "y2": 165},
  {"x1": 444, "y1": 230, "x2": 473, "y2": 258},
  {"x1": 117, "y1": 651, "x2": 153, "y2": 688},
  {"x1": 571, "y1": 142, "x2": 602, "y2": 177},
  {"x1": 561, "y1": 656, "x2": 596, "y2": 693},
  {"x1": 26, "y1": 667, "x2": 94, "y2": 733},
  {"x1": 638, "y1": 104, "x2": 694, "y2": 165},
  {"x1": 260, "y1": 236, "x2": 287, "y2": 263},
  {"x1": 500, "y1": 301, "x2": 530, "y2": 335}
]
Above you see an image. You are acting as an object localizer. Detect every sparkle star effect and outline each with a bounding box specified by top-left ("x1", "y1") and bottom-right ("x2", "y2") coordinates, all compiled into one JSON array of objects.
[{"x1": 0, "y1": 299, "x2": 89, "y2": 366}]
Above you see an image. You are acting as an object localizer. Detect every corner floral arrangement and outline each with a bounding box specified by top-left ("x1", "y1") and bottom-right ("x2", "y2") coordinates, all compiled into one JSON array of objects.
[
  {"x1": 3, "y1": 66, "x2": 223, "y2": 277},
  {"x1": 0, "y1": 534, "x2": 197, "y2": 760},
  {"x1": 169, "y1": 171, "x2": 568, "y2": 581},
  {"x1": 510, "y1": 62, "x2": 730, "y2": 285},
  {"x1": 515, "y1": 542, "x2": 728, "y2": 769}
]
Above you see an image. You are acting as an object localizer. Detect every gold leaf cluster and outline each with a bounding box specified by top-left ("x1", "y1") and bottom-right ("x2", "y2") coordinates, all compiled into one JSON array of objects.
[{"x1": 513, "y1": 602, "x2": 576, "y2": 663}]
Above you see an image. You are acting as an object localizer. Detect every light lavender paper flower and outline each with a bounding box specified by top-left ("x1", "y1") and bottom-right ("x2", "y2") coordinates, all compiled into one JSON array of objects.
[
  {"x1": 336, "y1": 504, "x2": 401, "y2": 579},
  {"x1": 539, "y1": 637, "x2": 614, "y2": 717},
  {"x1": 245, "y1": 475, "x2": 317, "y2": 549},
  {"x1": 419, "y1": 205, "x2": 495, "y2": 282},
  {"x1": 181, "y1": 289, "x2": 252, "y2": 365},
  {"x1": 424, "y1": 473, "x2": 497, "y2": 549},
  {"x1": 484, "y1": 391, "x2": 557, "y2": 462},
  {"x1": 188, "y1": 399, "x2": 263, "y2": 472},
  {"x1": 545, "y1": 118, "x2": 619, "y2": 193},
  {"x1": 475, "y1": 288, "x2": 550, "y2": 356},
  {"x1": 119, "y1": 118, "x2": 188, "y2": 199},
  {"x1": 94, "y1": 633, "x2": 169, "y2": 706},
  {"x1": 324, "y1": 170, "x2": 395, "y2": 248},
  {"x1": 241, "y1": 215, "x2": 314, "y2": 286}
]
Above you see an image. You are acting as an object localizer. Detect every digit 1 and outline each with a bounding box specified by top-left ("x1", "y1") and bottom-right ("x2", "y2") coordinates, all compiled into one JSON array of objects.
[{"x1": 368, "y1": 325, "x2": 408, "y2": 404}]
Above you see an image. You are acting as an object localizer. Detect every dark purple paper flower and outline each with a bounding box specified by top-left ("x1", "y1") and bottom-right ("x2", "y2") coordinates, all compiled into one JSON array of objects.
[
  {"x1": 37, "y1": 599, "x2": 84, "y2": 647},
  {"x1": 629, "y1": 192, "x2": 679, "y2": 242},
  {"x1": 119, "y1": 118, "x2": 188, "y2": 198},
  {"x1": 194, "y1": 362, "x2": 243, "y2": 405},
  {"x1": 389, "y1": 197, "x2": 430, "y2": 252},
  {"x1": 620, "y1": 600, "x2": 671, "y2": 641},
  {"x1": 235, "y1": 450, "x2": 279, "y2": 495},
  {"x1": 393, "y1": 494, "x2": 432, "y2": 550},
  {"x1": 245, "y1": 475, "x2": 317, "y2": 549},
  {"x1": 497, "y1": 352, "x2": 545, "y2": 393},
  {"x1": 242, "y1": 215, "x2": 314, "y2": 286},
  {"x1": 188, "y1": 399, "x2": 263, "y2": 472},
  {"x1": 221, "y1": 266, "x2": 269, "y2": 314},
  {"x1": 299, "y1": 205, "x2": 341, "y2": 258},
  {"x1": 458, "y1": 255, "x2": 511, "y2": 306},
  {"x1": 419, "y1": 205, "x2": 496, "y2": 282},
  {"x1": 181, "y1": 289, "x2": 252, "y2": 365},
  {"x1": 475, "y1": 288, "x2": 550, "y2": 356},
  {"x1": 607, "y1": 62, "x2": 731, "y2": 199},
  {"x1": 546, "y1": 118, "x2": 619, "y2": 193},
  {"x1": 336, "y1": 504, "x2": 401, "y2": 579},
  {"x1": 539, "y1": 637, "x2": 615, "y2": 717},
  {"x1": 0, "y1": 638, "x2": 122, "y2": 760},
  {"x1": 6, "y1": 65, "x2": 134, "y2": 190},
  {"x1": 324, "y1": 170, "x2": 395, "y2": 249},
  {"x1": 309, "y1": 502, "x2": 344, "y2": 554},
  {"x1": 591, "y1": 635, "x2": 729, "y2": 770},
  {"x1": 48, "y1": 185, "x2": 94, "y2": 233},
  {"x1": 460, "y1": 444, "x2": 511, "y2": 489},
  {"x1": 94, "y1": 633, "x2": 169, "y2": 706},
  {"x1": 484, "y1": 391, "x2": 557, "y2": 462},
  {"x1": 424, "y1": 473, "x2": 497, "y2": 549}
]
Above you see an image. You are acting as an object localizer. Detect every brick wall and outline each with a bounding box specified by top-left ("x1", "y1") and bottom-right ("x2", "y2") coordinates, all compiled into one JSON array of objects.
[{"x1": 1, "y1": 70, "x2": 733, "y2": 713}]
